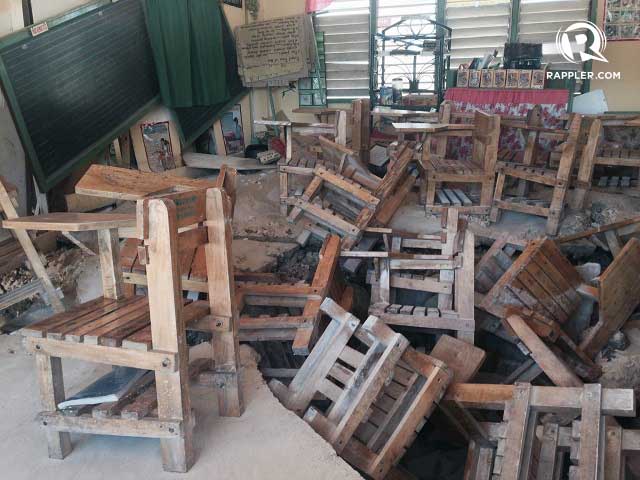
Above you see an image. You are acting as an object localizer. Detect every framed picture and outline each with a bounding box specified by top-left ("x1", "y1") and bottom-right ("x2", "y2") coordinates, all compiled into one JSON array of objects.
[
  {"x1": 480, "y1": 70, "x2": 494, "y2": 88},
  {"x1": 531, "y1": 69, "x2": 546, "y2": 89},
  {"x1": 469, "y1": 70, "x2": 481, "y2": 88},
  {"x1": 141, "y1": 121, "x2": 175, "y2": 172},
  {"x1": 221, "y1": 104, "x2": 245, "y2": 155},
  {"x1": 223, "y1": 0, "x2": 243, "y2": 7},
  {"x1": 456, "y1": 69, "x2": 469, "y2": 87},
  {"x1": 518, "y1": 70, "x2": 532, "y2": 89},
  {"x1": 506, "y1": 69, "x2": 519, "y2": 88},
  {"x1": 604, "y1": 0, "x2": 640, "y2": 40},
  {"x1": 494, "y1": 70, "x2": 506, "y2": 89}
]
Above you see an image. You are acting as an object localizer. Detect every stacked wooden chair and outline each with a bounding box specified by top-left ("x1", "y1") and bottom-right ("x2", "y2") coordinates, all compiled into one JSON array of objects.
[
  {"x1": 270, "y1": 298, "x2": 452, "y2": 479},
  {"x1": 8, "y1": 178, "x2": 243, "y2": 472},
  {"x1": 0, "y1": 176, "x2": 64, "y2": 313},
  {"x1": 450, "y1": 383, "x2": 638, "y2": 479},
  {"x1": 490, "y1": 114, "x2": 583, "y2": 236},
  {"x1": 572, "y1": 115, "x2": 640, "y2": 209},
  {"x1": 356, "y1": 208, "x2": 475, "y2": 343}
]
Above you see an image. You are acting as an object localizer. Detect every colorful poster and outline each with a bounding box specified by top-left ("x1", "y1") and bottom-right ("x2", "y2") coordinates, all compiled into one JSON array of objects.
[{"x1": 141, "y1": 121, "x2": 175, "y2": 172}]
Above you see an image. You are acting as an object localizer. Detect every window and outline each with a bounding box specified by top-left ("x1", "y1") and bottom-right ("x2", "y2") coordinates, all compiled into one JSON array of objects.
[
  {"x1": 376, "y1": 0, "x2": 439, "y2": 93},
  {"x1": 314, "y1": 0, "x2": 371, "y2": 101},
  {"x1": 446, "y1": 0, "x2": 512, "y2": 69},
  {"x1": 518, "y1": 0, "x2": 590, "y2": 69}
]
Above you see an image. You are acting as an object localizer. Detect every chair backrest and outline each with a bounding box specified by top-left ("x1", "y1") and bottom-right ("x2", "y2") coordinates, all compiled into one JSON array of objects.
[
  {"x1": 472, "y1": 110, "x2": 501, "y2": 172},
  {"x1": 137, "y1": 181, "x2": 237, "y2": 353}
]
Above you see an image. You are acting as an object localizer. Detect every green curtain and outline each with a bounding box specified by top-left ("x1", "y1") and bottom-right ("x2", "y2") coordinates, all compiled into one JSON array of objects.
[{"x1": 144, "y1": 0, "x2": 239, "y2": 108}]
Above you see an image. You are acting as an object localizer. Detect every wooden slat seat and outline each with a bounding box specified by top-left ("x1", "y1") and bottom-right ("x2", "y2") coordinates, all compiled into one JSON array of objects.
[
  {"x1": 21, "y1": 296, "x2": 209, "y2": 350},
  {"x1": 425, "y1": 157, "x2": 484, "y2": 175}
]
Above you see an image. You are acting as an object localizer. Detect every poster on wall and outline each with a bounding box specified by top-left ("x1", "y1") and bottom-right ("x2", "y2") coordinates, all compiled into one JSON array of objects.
[
  {"x1": 141, "y1": 121, "x2": 175, "y2": 172},
  {"x1": 223, "y1": 0, "x2": 243, "y2": 7},
  {"x1": 221, "y1": 104, "x2": 245, "y2": 155},
  {"x1": 604, "y1": 0, "x2": 640, "y2": 40}
]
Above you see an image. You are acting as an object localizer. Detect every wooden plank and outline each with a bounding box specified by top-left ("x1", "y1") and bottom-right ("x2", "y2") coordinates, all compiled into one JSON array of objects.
[
  {"x1": 25, "y1": 337, "x2": 178, "y2": 372},
  {"x1": 37, "y1": 412, "x2": 182, "y2": 439},
  {"x1": 3, "y1": 213, "x2": 135, "y2": 232},
  {"x1": 500, "y1": 383, "x2": 536, "y2": 480},
  {"x1": 577, "y1": 384, "x2": 604, "y2": 480},
  {"x1": 182, "y1": 153, "x2": 276, "y2": 171},
  {"x1": 536, "y1": 423, "x2": 560, "y2": 479},
  {"x1": 581, "y1": 238, "x2": 640, "y2": 358},
  {"x1": 430, "y1": 335, "x2": 486, "y2": 383},
  {"x1": 205, "y1": 188, "x2": 244, "y2": 418},
  {"x1": 75, "y1": 164, "x2": 215, "y2": 200},
  {"x1": 445, "y1": 384, "x2": 635, "y2": 416},
  {"x1": 35, "y1": 354, "x2": 72, "y2": 459},
  {"x1": 98, "y1": 228, "x2": 125, "y2": 300},
  {"x1": 505, "y1": 314, "x2": 582, "y2": 388},
  {"x1": 144, "y1": 197, "x2": 194, "y2": 471}
]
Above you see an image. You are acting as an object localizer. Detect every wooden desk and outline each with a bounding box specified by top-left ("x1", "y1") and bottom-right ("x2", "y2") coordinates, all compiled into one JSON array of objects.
[{"x1": 292, "y1": 107, "x2": 351, "y2": 123}]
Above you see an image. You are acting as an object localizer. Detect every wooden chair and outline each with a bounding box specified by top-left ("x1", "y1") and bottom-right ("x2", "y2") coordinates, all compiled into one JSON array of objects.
[
  {"x1": 448, "y1": 383, "x2": 637, "y2": 479},
  {"x1": 490, "y1": 114, "x2": 583, "y2": 236},
  {"x1": 0, "y1": 177, "x2": 64, "y2": 313},
  {"x1": 418, "y1": 110, "x2": 501, "y2": 214},
  {"x1": 351, "y1": 209, "x2": 476, "y2": 343},
  {"x1": 255, "y1": 115, "x2": 348, "y2": 215},
  {"x1": 287, "y1": 144, "x2": 417, "y2": 250},
  {"x1": 270, "y1": 298, "x2": 452, "y2": 480},
  {"x1": 572, "y1": 116, "x2": 640, "y2": 209},
  {"x1": 121, "y1": 233, "x2": 343, "y2": 356},
  {"x1": 477, "y1": 236, "x2": 640, "y2": 361},
  {"x1": 8, "y1": 184, "x2": 243, "y2": 472}
]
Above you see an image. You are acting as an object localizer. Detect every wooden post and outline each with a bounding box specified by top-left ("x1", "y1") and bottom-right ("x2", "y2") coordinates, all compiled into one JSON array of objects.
[
  {"x1": 352, "y1": 99, "x2": 371, "y2": 164},
  {"x1": 570, "y1": 119, "x2": 601, "y2": 210},
  {"x1": 205, "y1": 188, "x2": 244, "y2": 417},
  {"x1": 97, "y1": 228, "x2": 124, "y2": 300},
  {"x1": 36, "y1": 353, "x2": 72, "y2": 459},
  {"x1": 146, "y1": 199, "x2": 194, "y2": 472},
  {"x1": 0, "y1": 179, "x2": 64, "y2": 312}
]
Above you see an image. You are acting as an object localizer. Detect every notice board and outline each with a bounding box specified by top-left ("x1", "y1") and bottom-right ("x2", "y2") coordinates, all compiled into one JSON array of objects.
[{"x1": 235, "y1": 15, "x2": 316, "y2": 87}]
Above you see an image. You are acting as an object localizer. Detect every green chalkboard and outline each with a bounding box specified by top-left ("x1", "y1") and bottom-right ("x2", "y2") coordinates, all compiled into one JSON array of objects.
[{"x1": 0, "y1": 0, "x2": 159, "y2": 191}]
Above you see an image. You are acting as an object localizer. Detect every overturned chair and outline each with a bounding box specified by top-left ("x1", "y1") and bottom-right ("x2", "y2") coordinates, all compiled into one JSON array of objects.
[{"x1": 9, "y1": 183, "x2": 243, "y2": 472}]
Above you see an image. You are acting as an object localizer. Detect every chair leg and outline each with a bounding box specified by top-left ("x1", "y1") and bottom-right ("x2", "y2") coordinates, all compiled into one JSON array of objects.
[
  {"x1": 157, "y1": 370, "x2": 195, "y2": 473},
  {"x1": 546, "y1": 185, "x2": 568, "y2": 236},
  {"x1": 489, "y1": 172, "x2": 506, "y2": 223},
  {"x1": 35, "y1": 354, "x2": 72, "y2": 459},
  {"x1": 279, "y1": 171, "x2": 289, "y2": 216},
  {"x1": 425, "y1": 175, "x2": 437, "y2": 213},
  {"x1": 479, "y1": 176, "x2": 495, "y2": 209}
]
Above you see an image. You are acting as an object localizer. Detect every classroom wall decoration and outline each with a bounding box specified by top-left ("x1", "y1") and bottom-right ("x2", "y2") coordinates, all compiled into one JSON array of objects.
[
  {"x1": 604, "y1": 0, "x2": 640, "y2": 40},
  {"x1": 141, "y1": 121, "x2": 175, "y2": 172},
  {"x1": 221, "y1": 104, "x2": 245, "y2": 155}
]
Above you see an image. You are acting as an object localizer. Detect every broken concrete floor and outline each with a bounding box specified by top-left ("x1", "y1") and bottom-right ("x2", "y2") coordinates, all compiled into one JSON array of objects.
[{"x1": 0, "y1": 336, "x2": 361, "y2": 480}]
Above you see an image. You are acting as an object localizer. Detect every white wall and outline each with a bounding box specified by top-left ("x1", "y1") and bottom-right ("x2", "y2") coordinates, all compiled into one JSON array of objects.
[{"x1": 31, "y1": 0, "x2": 92, "y2": 22}]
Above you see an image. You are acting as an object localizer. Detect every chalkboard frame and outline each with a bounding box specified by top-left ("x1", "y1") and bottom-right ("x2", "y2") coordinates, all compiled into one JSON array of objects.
[{"x1": 0, "y1": 0, "x2": 160, "y2": 191}]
